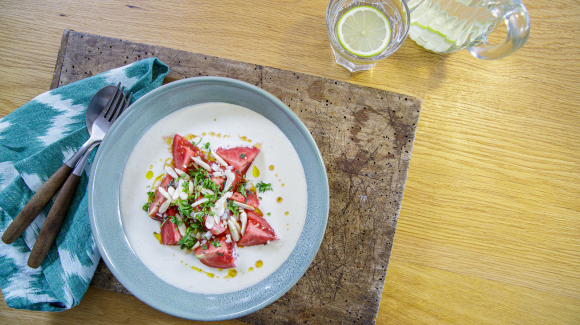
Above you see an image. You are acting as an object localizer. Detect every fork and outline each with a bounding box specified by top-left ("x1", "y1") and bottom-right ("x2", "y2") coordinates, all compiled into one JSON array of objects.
[
  {"x1": 24, "y1": 85, "x2": 131, "y2": 268},
  {"x1": 2, "y1": 84, "x2": 132, "y2": 250}
]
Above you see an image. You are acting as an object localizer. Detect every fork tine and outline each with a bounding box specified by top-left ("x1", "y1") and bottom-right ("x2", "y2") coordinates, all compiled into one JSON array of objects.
[
  {"x1": 98, "y1": 83, "x2": 121, "y2": 119},
  {"x1": 112, "y1": 92, "x2": 132, "y2": 121},
  {"x1": 107, "y1": 86, "x2": 125, "y2": 122}
]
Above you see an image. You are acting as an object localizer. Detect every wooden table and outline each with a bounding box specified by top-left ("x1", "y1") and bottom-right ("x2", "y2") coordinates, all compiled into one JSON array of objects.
[{"x1": 1, "y1": 0, "x2": 579, "y2": 323}]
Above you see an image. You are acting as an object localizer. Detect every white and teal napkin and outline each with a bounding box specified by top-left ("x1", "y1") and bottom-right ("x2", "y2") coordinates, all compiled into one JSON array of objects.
[{"x1": 0, "y1": 58, "x2": 169, "y2": 311}]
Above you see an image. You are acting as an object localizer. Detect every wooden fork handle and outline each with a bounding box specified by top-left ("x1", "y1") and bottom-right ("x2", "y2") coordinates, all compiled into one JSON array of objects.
[
  {"x1": 1, "y1": 164, "x2": 73, "y2": 245},
  {"x1": 27, "y1": 173, "x2": 81, "y2": 268}
]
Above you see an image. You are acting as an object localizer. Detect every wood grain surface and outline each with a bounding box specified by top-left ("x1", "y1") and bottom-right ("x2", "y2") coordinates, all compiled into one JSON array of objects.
[
  {"x1": 52, "y1": 30, "x2": 421, "y2": 324},
  {"x1": 0, "y1": 0, "x2": 579, "y2": 324}
]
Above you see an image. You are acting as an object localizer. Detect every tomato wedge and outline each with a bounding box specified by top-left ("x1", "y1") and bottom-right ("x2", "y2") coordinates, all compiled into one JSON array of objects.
[
  {"x1": 173, "y1": 134, "x2": 201, "y2": 171},
  {"x1": 147, "y1": 174, "x2": 173, "y2": 219},
  {"x1": 230, "y1": 190, "x2": 260, "y2": 209},
  {"x1": 194, "y1": 236, "x2": 237, "y2": 269},
  {"x1": 160, "y1": 208, "x2": 182, "y2": 245},
  {"x1": 215, "y1": 146, "x2": 260, "y2": 174},
  {"x1": 237, "y1": 210, "x2": 277, "y2": 246}
]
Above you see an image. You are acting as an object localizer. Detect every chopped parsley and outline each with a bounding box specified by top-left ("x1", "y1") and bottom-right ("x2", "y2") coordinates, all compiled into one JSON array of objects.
[
  {"x1": 211, "y1": 240, "x2": 222, "y2": 248},
  {"x1": 267, "y1": 212, "x2": 271, "y2": 216},
  {"x1": 142, "y1": 202, "x2": 150, "y2": 212},
  {"x1": 256, "y1": 181, "x2": 273, "y2": 193},
  {"x1": 227, "y1": 202, "x2": 239, "y2": 216},
  {"x1": 192, "y1": 137, "x2": 203, "y2": 146},
  {"x1": 171, "y1": 216, "x2": 184, "y2": 226},
  {"x1": 176, "y1": 199, "x2": 194, "y2": 217},
  {"x1": 177, "y1": 233, "x2": 196, "y2": 250},
  {"x1": 240, "y1": 153, "x2": 246, "y2": 159},
  {"x1": 142, "y1": 191, "x2": 156, "y2": 212},
  {"x1": 202, "y1": 244, "x2": 208, "y2": 250},
  {"x1": 238, "y1": 184, "x2": 246, "y2": 196}
]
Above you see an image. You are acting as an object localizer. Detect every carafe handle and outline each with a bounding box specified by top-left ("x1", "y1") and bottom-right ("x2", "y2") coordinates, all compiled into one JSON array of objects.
[{"x1": 469, "y1": 0, "x2": 530, "y2": 60}]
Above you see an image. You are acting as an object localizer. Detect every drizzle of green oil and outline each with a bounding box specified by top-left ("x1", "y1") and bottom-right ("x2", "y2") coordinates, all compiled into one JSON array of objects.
[
  {"x1": 146, "y1": 171, "x2": 154, "y2": 180},
  {"x1": 252, "y1": 166, "x2": 260, "y2": 177},
  {"x1": 248, "y1": 267, "x2": 254, "y2": 272},
  {"x1": 256, "y1": 260, "x2": 263, "y2": 268}
]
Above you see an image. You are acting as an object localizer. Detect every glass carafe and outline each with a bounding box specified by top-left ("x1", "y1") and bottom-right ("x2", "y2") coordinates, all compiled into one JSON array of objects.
[{"x1": 406, "y1": 0, "x2": 530, "y2": 59}]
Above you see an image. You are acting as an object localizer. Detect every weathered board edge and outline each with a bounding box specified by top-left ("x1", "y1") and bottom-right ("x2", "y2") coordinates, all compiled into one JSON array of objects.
[{"x1": 50, "y1": 29, "x2": 72, "y2": 90}]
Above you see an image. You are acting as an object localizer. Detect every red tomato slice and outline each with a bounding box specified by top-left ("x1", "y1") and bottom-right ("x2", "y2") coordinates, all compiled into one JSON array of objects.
[
  {"x1": 194, "y1": 236, "x2": 237, "y2": 269},
  {"x1": 160, "y1": 208, "x2": 182, "y2": 245},
  {"x1": 245, "y1": 191, "x2": 260, "y2": 209},
  {"x1": 230, "y1": 190, "x2": 260, "y2": 209},
  {"x1": 215, "y1": 146, "x2": 260, "y2": 174},
  {"x1": 203, "y1": 216, "x2": 228, "y2": 236},
  {"x1": 147, "y1": 174, "x2": 174, "y2": 220},
  {"x1": 173, "y1": 134, "x2": 201, "y2": 171},
  {"x1": 237, "y1": 210, "x2": 277, "y2": 246}
]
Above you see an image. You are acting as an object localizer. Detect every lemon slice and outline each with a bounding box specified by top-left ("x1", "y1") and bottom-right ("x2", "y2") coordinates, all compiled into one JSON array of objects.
[{"x1": 337, "y1": 6, "x2": 391, "y2": 57}]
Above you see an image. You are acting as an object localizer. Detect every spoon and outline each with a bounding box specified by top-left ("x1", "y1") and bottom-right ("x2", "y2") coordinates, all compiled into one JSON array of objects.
[{"x1": 1, "y1": 85, "x2": 125, "y2": 245}]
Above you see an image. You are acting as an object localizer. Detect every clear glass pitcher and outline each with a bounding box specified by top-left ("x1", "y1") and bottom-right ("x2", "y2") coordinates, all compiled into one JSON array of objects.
[{"x1": 406, "y1": 0, "x2": 530, "y2": 59}]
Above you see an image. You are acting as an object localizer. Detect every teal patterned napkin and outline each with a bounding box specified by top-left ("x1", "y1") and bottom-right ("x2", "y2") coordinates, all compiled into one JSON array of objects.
[{"x1": 0, "y1": 58, "x2": 169, "y2": 311}]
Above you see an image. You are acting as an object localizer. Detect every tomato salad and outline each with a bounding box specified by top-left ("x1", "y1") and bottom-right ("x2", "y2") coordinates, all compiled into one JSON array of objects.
[{"x1": 143, "y1": 134, "x2": 277, "y2": 269}]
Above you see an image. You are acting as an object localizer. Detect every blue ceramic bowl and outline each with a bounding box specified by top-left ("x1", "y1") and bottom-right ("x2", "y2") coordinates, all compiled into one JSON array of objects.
[{"x1": 88, "y1": 77, "x2": 329, "y2": 320}]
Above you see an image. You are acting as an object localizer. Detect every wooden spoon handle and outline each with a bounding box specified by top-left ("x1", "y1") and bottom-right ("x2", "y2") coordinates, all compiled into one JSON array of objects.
[
  {"x1": 1, "y1": 164, "x2": 73, "y2": 244},
  {"x1": 27, "y1": 173, "x2": 81, "y2": 268}
]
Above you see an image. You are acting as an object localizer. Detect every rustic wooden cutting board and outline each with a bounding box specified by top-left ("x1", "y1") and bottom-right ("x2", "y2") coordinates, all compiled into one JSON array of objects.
[{"x1": 51, "y1": 30, "x2": 421, "y2": 324}]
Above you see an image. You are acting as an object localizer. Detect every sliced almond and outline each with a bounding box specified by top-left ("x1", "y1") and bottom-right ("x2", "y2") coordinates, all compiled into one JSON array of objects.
[
  {"x1": 178, "y1": 180, "x2": 187, "y2": 200},
  {"x1": 191, "y1": 156, "x2": 212, "y2": 172},
  {"x1": 240, "y1": 211, "x2": 248, "y2": 235},
  {"x1": 232, "y1": 201, "x2": 255, "y2": 210},
  {"x1": 158, "y1": 200, "x2": 170, "y2": 214},
  {"x1": 211, "y1": 151, "x2": 228, "y2": 167},
  {"x1": 170, "y1": 186, "x2": 180, "y2": 201},
  {"x1": 174, "y1": 168, "x2": 191, "y2": 181},
  {"x1": 199, "y1": 187, "x2": 214, "y2": 195},
  {"x1": 230, "y1": 216, "x2": 241, "y2": 234},
  {"x1": 191, "y1": 198, "x2": 208, "y2": 208},
  {"x1": 188, "y1": 180, "x2": 193, "y2": 193},
  {"x1": 223, "y1": 169, "x2": 235, "y2": 192},
  {"x1": 158, "y1": 187, "x2": 172, "y2": 201},
  {"x1": 228, "y1": 220, "x2": 240, "y2": 242},
  {"x1": 192, "y1": 241, "x2": 200, "y2": 250},
  {"x1": 164, "y1": 165, "x2": 178, "y2": 179},
  {"x1": 205, "y1": 215, "x2": 215, "y2": 229}
]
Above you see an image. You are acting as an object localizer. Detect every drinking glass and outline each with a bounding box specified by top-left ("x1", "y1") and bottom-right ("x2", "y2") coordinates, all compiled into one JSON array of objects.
[{"x1": 326, "y1": 0, "x2": 410, "y2": 72}]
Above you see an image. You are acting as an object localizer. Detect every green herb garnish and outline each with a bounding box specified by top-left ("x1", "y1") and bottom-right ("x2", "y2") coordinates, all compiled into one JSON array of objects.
[
  {"x1": 142, "y1": 191, "x2": 156, "y2": 212},
  {"x1": 256, "y1": 181, "x2": 273, "y2": 193},
  {"x1": 192, "y1": 137, "x2": 203, "y2": 146},
  {"x1": 211, "y1": 240, "x2": 222, "y2": 248},
  {"x1": 177, "y1": 233, "x2": 196, "y2": 250}
]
